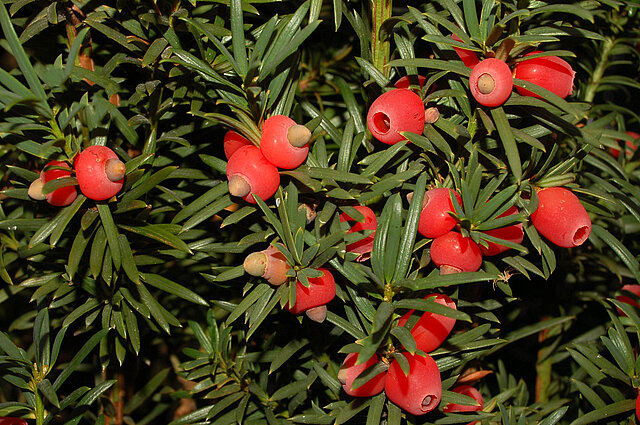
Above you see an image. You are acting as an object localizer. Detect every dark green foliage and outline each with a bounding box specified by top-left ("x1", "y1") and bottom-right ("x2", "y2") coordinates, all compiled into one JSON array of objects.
[{"x1": 0, "y1": 0, "x2": 640, "y2": 423}]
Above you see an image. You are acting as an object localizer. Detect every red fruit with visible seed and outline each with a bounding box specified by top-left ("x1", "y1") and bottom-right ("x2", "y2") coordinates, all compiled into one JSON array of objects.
[
  {"x1": 451, "y1": 34, "x2": 480, "y2": 68},
  {"x1": 243, "y1": 245, "x2": 290, "y2": 286},
  {"x1": 385, "y1": 353, "x2": 442, "y2": 415},
  {"x1": 260, "y1": 115, "x2": 310, "y2": 169},
  {"x1": 285, "y1": 268, "x2": 336, "y2": 322},
  {"x1": 469, "y1": 58, "x2": 513, "y2": 107},
  {"x1": 75, "y1": 146, "x2": 126, "y2": 201},
  {"x1": 226, "y1": 145, "x2": 280, "y2": 204},
  {"x1": 339, "y1": 206, "x2": 377, "y2": 256},
  {"x1": 367, "y1": 89, "x2": 426, "y2": 145},
  {"x1": 397, "y1": 294, "x2": 457, "y2": 353},
  {"x1": 610, "y1": 131, "x2": 639, "y2": 159},
  {"x1": 480, "y1": 206, "x2": 524, "y2": 256},
  {"x1": 431, "y1": 231, "x2": 483, "y2": 273},
  {"x1": 443, "y1": 385, "x2": 484, "y2": 425},
  {"x1": 223, "y1": 130, "x2": 252, "y2": 160},
  {"x1": 37, "y1": 160, "x2": 77, "y2": 206},
  {"x1": 339, "y1": 352, "x2": 387, "y2": 397},
  {"x1": 418, "y1": 188, "x2": 462, "y2": 239},
  {"x1": 514, "y1": 51, "x2": 575, "y2": 99},
  {"x1": 530, "y1": 187, "x2": 591, "y2": 248}
]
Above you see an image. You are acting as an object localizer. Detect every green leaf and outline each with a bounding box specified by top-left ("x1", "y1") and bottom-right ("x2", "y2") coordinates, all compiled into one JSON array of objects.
[
  {"x1": 123, "y1": 368, "x2": 171, "y2": 414},
  {"x1": 392, "y1": 173, "x2": 426, "y2": 283},
  {"x1": 591, "y1": 225, "x2": 640, "y2": 283},
  {"x1": 568, "y1": 399, "x2": 634, "y2": 425},
  {"x1": 119, "y1": 224, "x2": 192, "y2": 254},
  {"x1": 270, "y1": 339, "x2": 309, "y2": 374},
  {"x1": 53, "y1": 328, "x2": 109, "y2": 390},
  {"x1": 230, "y1": 0, "x2": 248, "y2": 77},
  {"x1": 33, "y1": 308, "x2": 50, "y2": 369},
  {"x1": 141, "y1": 273, "x2": 208, "y2": 306},
  {"x1": 97, "y1": 204, "x2": 122, "y2": 271},
  {"x1": 491, "y1": 107, "x2": 522, "y2": 182}
]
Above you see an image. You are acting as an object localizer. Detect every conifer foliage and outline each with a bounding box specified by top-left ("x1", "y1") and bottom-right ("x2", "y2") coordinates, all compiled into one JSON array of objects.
[{"x1": 0, "y1": 0, "x2": 640, "y2": 423}]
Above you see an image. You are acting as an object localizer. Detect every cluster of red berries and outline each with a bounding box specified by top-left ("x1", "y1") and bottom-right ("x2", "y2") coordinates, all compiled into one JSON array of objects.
[
  {"x1": 225, "y1": 115, "x2": 311, "y2": 204},
  {"x1": 27, "y1": 146, "x2": 126, "y2": 205},
  {"x1": 451, "y1": 35, "x2": 576, "y2": 107},
  {"x1": 339, "y1": 294, "x2": 484, "y2": 418},
  {"x1": 242, "y1": 246, "x2": 335, "y2": 322}
]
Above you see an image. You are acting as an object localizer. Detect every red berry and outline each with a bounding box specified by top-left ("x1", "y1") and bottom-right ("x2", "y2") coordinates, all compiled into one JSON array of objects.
[
  {"x1": 226, "y1": 145, "x2": 280, "y2": 203},
  {"x1": 451, "y1": 34, "x2": 480, "y2": 69},
  {"x1": 394, "y1": 75, "x2": 427, "y2": 90},
  {"x1": 530, "y1": 187, "x2": 591, "y2": 248},
  {"x1": 618, "y1": 284, "x2": 640, "y2": 309},
  {"x1": 0, "y1": 418, "x2": 28, "y2": 425},
  {"x1": 431, "y1": 232, "x2": 483, "y2": 273},
  {"x1": 75, "y1": 146, "x2": 125, "y2": 201},
  {"x1": 610, "y1": 131, "x2": 639, "y2": 159},
  {"x1": 260, "y1": 115, "x2": 310, "y2": 169},
  {"x1": 385, "y1": 353, "x2": 442, "y2": 415},
  {"x1": 367, "y1": 89, "x2": 426, "y2": 145},
  {"x1": 285, "y1": 268, "x2": 336, "y2": 322},
  {"x1": 339, "y1": 206, "x2": 377, "y2": 256},
  {"x1": 397, "y1": 294, "x2": 457, "y2": 353},
  {"x1": 39, "y1": 160, "x2": 77, "y2": 206},
  {"x1": 339, "y1": 352, "x2": 387, "y2": 397},
  {"x1": 443, "y1": 385, "x2": 484, "y2": 425},
  {"x1": 223, "y1": 130, "x2": 252, "y2": 160},
  {"x1": 469, "y1": 58, "x2": 513, "y2": 107},
  {"x1": 636, "y1": 392, "x2": 640, "y2": 422},
  {"x1": 479, "y1": 206, "x2": 524, "y2": 256},
  {"x1": 417, "y1": 188, "x2": 461, "y2": 239},
  {"x1": 514, "y1": 51, "x2": 575, "y2": 99}
]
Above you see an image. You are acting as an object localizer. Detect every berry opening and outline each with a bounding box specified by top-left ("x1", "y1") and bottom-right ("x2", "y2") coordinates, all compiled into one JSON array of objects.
[
  {"x1": 478, "y1": 73, "x2": 496, "y2": 94},
  {"x1": 573, "y1": 225, "x2": 590, "y2": 246},
  {"x1": 440, "y1": 265, "x2": 462, "y2": 275},
  {"x1": 421, "y1": 394, "x2": 439, "y2": 412},
  {"x1": 371, "y1": 112, "x2": 391, "y2": 134}
]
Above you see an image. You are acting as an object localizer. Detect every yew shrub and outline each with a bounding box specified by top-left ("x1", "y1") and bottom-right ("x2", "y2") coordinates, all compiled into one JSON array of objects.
[{"x1": 0, "y1": 0, "x2": 639, "y2": 424}]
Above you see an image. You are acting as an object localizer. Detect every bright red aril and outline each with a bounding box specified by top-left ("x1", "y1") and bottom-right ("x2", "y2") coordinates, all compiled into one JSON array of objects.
[
  {"x1": 37, "y1": 160, "x2": 77, "y2": 206},
  {"x1": 285, "y1": 268, "x2": 336, "y2": 322},
  {"x1": 397, "y1": 294, "x2": 457, "y2": 352},
  {"x1": 226, "y1": 145, "x2": 280, "y2": 203},
  {"x1": 609, "y1": 131, "x2": 639, "y2": 159},
  {"x1": 367, "y1": 88, "x2": 426, "y2": 145},
  {"x1": 480, "y1": 206, "x2": 524, "y2": 256},
  {"x1": 530, "y1": 187, "x2": 591, "y2": 248},
  {"x1": 451, "y1": 34, "x2": 480, "y2": 68},
  {"x1": 514, "y1": 51, "x2": 575, "y2": 99},
  {"x1": 339, "y1": 352, "x2": 387, "y2": 397},
  {"x1": 75, "y1": 146, "x2": 125, "y2": 201},
  {"x1": 469, "y1": 58, "x2": 513, "y2": 107},
  {"x1": 339, "y1": 205, "x2": 377, "y2": 256},
  {"x1": 385, "y1": 353, "x2": 442, "y2": 415},
  {"x1": 260, "y1": 115, "x2": 310, "y2": 169},
  {"x1": 443, "y1": 385, "x2": 484, "y2": 425},
  {"x1": 430, "y1": 231, "x2": 483, "y2": 273},
  {"x1": 223, "y1": 130, "x2": 252, "y2": 160},
  {"x1": 417, "y1": 187, "x2": 461, "y2": 239}
]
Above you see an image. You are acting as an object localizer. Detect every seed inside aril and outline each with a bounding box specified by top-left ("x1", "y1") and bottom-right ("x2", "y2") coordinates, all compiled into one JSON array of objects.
[
  {"x1": 305, "y1": 305, "x2": 328, "y2": 323},
  {"x1": 243, "y1": 252, "x2": 267, "y2": 276},
  {"x1": 440, "y1": 265, "x2": 462, "y2": 275},
  {"x1": 372, "y1": 112, "x2": 391, "y2": 134},
  {"x1": 422, "y1": 395, "x2": 438, "y2": 412},
  {"x1": 478, "y1": 73, "x2": 496, "y2": 94},
  {"x1": 228, "y1": 175, "x2": 251, "y2": 198},
  {"x1": 28, "y1": 178, "x2": 47, "y2": 201},
  {"x1": 105, "y1": 158, "x2": 126, "y2": 182},
  {"x1": 287, "y1": 124, "x2": 312, "y2": 147}
]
